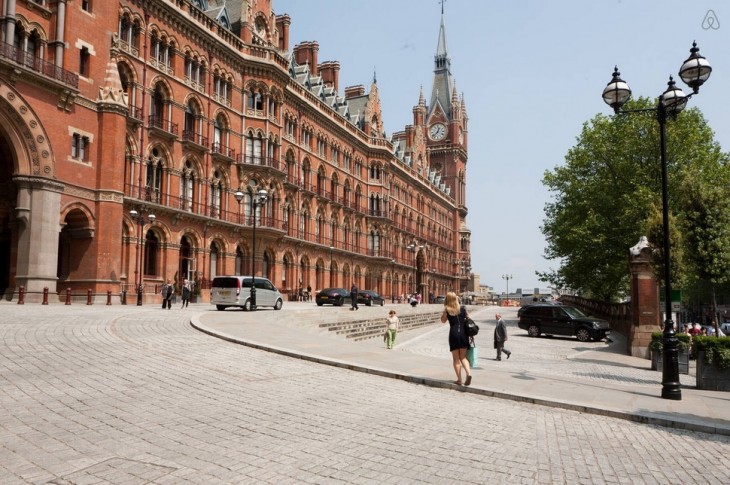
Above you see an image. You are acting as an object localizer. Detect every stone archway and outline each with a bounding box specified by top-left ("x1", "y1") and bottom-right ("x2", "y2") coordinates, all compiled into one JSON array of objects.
[{"x1": 0, "y1": 82, "x2": 62, "y2": 301}]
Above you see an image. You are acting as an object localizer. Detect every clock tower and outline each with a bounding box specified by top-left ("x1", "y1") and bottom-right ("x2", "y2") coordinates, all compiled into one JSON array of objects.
[{"x1": 425, "y1": 10, "x2": 471, "y2": 290}]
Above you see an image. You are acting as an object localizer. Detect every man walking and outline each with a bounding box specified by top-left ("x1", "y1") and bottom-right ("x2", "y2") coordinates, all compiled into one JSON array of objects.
[
  {"x1": 161, "y1": 279, "x2": 174, "y2": 310},
  {"x1": 494, "y1": 313, "x2": 511, "y2": 361},
  {"x1": 350, "y1": 282, "x2": 359, "y2": 311}
]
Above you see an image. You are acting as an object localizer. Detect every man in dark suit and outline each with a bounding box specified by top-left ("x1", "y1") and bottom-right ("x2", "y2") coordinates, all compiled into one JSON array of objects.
[{"x1": 350, "y1": 283, "x2": 359, "y2": 311}]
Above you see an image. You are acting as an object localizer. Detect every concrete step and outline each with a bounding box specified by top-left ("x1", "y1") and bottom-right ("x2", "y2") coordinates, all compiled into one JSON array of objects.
[{"x1": 320, "y1": 311, "x2": 442, "y2": 341}]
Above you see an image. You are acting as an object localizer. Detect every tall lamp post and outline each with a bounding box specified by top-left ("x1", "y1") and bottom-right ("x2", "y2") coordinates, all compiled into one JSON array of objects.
[
  {"x1": 391, "y1": 259, "x2": 396, "y2": 303},
  {"x1": 249, "y1": 188, "x2": 268, "y2": 310},
  {"x1": 406, "y1": 241, "x2": 423, "y2": 295},
  {"x1": 502, "y1": 274, "x2": 512, "y2": 304},
  {"x1": 130, "y1": 208, "x2": 155, "y2": 306},
  {"x1": 602, "y1": 42, "x2": 711, "y2": 401}
]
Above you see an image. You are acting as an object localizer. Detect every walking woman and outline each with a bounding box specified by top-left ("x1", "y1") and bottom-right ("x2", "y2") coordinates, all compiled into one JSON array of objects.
[
  {"x1": 385, "y1": 309, "x2": 400, "y2": 349},
  {"x1": 440, "y1": 292, "x2": 472, "y2": 386}
]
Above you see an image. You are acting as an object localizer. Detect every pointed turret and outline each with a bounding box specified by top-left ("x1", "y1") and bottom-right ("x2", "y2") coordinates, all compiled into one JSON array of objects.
[{"x1": 429, "y1": 12, "x2": 454, "y2": 120}]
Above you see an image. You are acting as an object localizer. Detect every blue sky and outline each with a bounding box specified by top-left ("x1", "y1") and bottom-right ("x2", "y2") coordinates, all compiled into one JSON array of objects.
[{"x1": 276, "y1": 0, "x2": 729, "y2": 294}]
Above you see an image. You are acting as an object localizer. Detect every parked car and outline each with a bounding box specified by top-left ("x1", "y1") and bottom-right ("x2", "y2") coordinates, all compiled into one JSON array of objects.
[
  {"x1": 434, "y1": 295, "x2": 446, "y2": 304},
  {"x1": 315, "y1": 288, "x2": 350, "y2": 306},
  {"x1": 358, "y1": 290, "x2": 385, "y2": 306},
  {"x1": 210, "y1": 276, "x2": 283, "y2": 311},
  {"x1": 721, "y1": 323, "x2": 730, "y2": 336},
  {"x1": 518, "y1": 304, "x2": 610, "y2": 342}
]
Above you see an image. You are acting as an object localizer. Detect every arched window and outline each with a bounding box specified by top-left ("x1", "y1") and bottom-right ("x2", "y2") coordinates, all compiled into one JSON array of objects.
[
  {"x1": 210, "y1": 170, "x2": 222, "y2": 218},
  {"x1": 369, "y1": 229, "x2": 381, "y2": 257},
  {"x1": 180, "y1": 159, "x2": 195, "y2": 212},
  {"x1": 245, "y1": 132, "x2": 263, "y2": 165},
  {"x1": 143, "y1": 229, "x2": 159, "y2": 277},
  {"x1": 209, "y1": 242, "x2": 220, "y2": 280},
  {"x1": 235, "y1": 247, "x2": 245, "y2": 275},
  {"x1": 145, "y1": 148, "x2": 164, "y2": 203}
]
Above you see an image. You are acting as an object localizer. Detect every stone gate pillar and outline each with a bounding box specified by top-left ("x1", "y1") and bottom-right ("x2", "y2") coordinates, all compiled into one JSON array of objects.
[{"x1": 629, "y1": 236, "x2": 661, "y2": 358}]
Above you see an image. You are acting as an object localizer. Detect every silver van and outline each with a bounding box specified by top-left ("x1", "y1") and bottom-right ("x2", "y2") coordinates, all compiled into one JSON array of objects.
[{"x1": 210, "y1": 276, "x2": 283, "y2": 311}]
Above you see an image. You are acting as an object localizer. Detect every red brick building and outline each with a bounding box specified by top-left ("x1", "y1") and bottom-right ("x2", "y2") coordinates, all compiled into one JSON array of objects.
[{"x1": 0, "y1": 0, "x2": 471, "y2": 303}]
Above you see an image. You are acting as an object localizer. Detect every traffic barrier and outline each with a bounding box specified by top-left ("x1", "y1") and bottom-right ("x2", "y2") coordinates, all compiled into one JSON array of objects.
[
  {"x1": 18, "y1": 285, "x2": 24, "y2": 305},
  {"x1": 42, "y1": 287, "x2": 48, "y2": 305},
  {"x1": 87, "y1": 289, "x2": 92, "y2": 305},
  {"x1": 65, "y1": 288, "x2": 71, "y2": 305},
  {"x1": 106, "y1": 290, "x2": 112, "y2": 305}
]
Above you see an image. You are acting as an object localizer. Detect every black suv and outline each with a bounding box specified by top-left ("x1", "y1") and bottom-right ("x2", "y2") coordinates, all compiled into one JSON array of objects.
[{"x1": 517, "y1": 304, "x2": 610, "y2": 342}]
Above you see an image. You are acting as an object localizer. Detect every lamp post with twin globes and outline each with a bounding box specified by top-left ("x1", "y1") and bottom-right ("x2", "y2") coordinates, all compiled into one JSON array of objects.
[
  {"x1": 248, "y1": 188, "x2": 268, "y2": 311},
  {"x1": 129, "y1": 208, "x2": 155, "y2": 306},
  {"x1": 602, "y1": 42, "x2": 711, "y2": 400}
]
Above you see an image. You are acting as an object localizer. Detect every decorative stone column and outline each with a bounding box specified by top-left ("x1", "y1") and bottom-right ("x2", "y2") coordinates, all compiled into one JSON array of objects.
[{"x1": 629, "y1": 236, "x2": 661, "y2": 358}]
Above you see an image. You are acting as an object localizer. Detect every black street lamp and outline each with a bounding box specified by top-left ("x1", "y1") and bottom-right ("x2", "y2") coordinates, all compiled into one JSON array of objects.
[
  {"x1": 502, "y1": 274, "x2": 512, "y2": 303},
  {"x1": 602, "y1": 42, "x2": 711, "y2": 401},
  {"x1": 249, "y1": 188, "x2": 268, "y2": 311},
  {"x1": 234, "y1": 189, "x2": 244, "y2": 224},
  {"x1": 391, "y1": 259, "x2": 396, "y2": 303},
  {"x1": 129, "y1": 208, "x2": 156, "y2": 306},
  {"x1": 406, "y1": 241, "x2": 423, "y2": 295}
]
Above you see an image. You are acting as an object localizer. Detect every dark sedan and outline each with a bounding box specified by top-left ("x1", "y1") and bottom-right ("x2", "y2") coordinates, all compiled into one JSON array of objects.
[
  {"x1": 315, "y1": 288, "x2": 349, "y2": 306},
  {"x1": 358, "y1": 290, "x2": 385, "y2": 306}
]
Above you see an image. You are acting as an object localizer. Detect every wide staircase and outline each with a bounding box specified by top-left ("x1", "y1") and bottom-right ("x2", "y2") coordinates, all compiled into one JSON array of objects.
[{"x1": 319, "y1": 311, "x2": 442, "y2": 341}]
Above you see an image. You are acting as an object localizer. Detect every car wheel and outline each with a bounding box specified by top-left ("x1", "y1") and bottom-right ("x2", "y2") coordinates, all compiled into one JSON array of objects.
[
  {"x1": 527, "y1": 325, "x2": 540, "y2": 337},
  {"x1": 274, "y1": 299, "x2": 283, "y2": 310},
  {"x1": 379, "y1": 300, "x2": 384, "y2": 306},
  {"x1": 216, "y1": 305, "x2": 227, "y2": 311},
  {"x1": 243, "y1": 299, "x2": 251, "y2": 311},
  {"x1": 335, "y1": 297, "x2": 344, "y2": 307},
  {"x1": 316, "y1": 302, "x2": 323, "y2": 306},
  {"x1": 366, "y1": 300, "x2": 372, "y2": 307},
  {"x1": 576, "y1": 328, "x2": 591, "y2": 342}
]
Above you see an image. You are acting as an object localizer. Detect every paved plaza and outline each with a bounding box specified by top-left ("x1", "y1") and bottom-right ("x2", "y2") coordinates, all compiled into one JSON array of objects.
[{"x1": 1, "y1": 301, "x2": 729, "y2": 484}]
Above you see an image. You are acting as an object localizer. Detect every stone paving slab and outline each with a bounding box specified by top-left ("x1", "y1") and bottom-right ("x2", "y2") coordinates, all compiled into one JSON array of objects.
[{"x1": 195, "y1": 301, "x2": 730, "y2": 436}]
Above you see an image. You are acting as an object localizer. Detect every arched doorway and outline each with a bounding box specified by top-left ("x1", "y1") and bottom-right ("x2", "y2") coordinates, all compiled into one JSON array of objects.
[{"x1": 0, "y1": 135, "x2": 15, "y2": 297}]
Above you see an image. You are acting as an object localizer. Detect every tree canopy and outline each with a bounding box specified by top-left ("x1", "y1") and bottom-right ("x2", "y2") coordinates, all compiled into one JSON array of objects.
[{"x1": 540, "y1": 97, "x2": 729, "y2": 301}]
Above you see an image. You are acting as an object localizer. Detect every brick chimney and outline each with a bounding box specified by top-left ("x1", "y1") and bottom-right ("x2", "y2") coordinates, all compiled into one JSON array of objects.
[
  {"x1": 293, "y1": 41, "x2": 319, "y2": 75},
  {"x1": 318, "y1": 61, "x2": 340, "y2": 92},
  {"x1": 344, "y1": 85, "x2": 365, "y2": 99}
]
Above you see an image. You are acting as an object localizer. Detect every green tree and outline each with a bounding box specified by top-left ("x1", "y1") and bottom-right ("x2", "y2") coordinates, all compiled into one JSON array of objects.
[
  {"x1": 540, "y1": 98, "x2": 728, "y2": 301},
  {"x1": 678, "y1": 170, "x2": 730, "y2": 327}
]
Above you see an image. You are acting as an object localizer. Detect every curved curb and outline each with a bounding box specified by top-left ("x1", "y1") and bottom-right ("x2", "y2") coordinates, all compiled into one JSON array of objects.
[{"x1": 190, "y1": 316, "x2": 730, "y2": 436}]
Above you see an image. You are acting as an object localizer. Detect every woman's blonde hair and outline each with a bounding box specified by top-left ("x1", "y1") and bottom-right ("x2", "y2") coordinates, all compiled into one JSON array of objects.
[{"x1": 444, "y1": 291, "x2": 460, "y2": 316}]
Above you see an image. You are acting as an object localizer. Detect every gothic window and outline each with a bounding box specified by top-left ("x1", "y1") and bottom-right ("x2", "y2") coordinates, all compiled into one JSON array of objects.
[
  {"x1": 118, "y1": 14, "x2": 140, "y2": 49},
  {"x1": 210, "y1": 170, "x2": 222, "y2": 218},
  {"x1": 209, "y1": 242, "x2": 220, "y2": 280},
  {"x1": 145, "y1": 148, "x2": 164, "y2": 203},
  {"x1": 143, "y1": 229, "x2": 159, "y2": 277},
  {"x1": 369, "y1": 230, "x2": 381, "y2": 257},
  {"x1": 245, "y1": 133, "x2": 263, "y2": 165},
  {"x1": 180, "y1": 160, "x2": 195, "y2": 212}
]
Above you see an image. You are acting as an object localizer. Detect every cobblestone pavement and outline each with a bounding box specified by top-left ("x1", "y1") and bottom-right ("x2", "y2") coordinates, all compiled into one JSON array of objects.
[
  {"x1": 401, "y1": 306, "x2": 697, "y2": 388},
  {"x1": 1, "y1": 304, "x2": 728, "y2": 484}
]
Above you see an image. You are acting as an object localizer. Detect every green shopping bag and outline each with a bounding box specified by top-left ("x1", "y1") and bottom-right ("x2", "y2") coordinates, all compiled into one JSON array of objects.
[{"x1": 467, "y1": 343, "x2": 478, "y2": 368}]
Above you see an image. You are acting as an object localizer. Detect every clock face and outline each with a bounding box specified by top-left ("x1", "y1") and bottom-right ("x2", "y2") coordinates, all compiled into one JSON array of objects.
[{"x1": 429, "y1": 123, "x2": 447, "y2": 141}]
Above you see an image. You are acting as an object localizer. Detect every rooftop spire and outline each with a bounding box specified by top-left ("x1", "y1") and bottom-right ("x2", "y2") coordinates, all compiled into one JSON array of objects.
[{"x1": 429, "y1": 6, "x2": 454, "y2": 120}]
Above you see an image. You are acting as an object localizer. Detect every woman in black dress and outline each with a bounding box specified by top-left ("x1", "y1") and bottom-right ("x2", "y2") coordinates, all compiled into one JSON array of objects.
[{"x1": 440, "y1": 291, "x2": 472, "y2": 386}]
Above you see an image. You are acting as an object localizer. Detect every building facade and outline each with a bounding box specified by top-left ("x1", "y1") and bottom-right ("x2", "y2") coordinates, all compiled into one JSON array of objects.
[{"x1": 0, "y1": 0, "x2": 471, "y2": 303}]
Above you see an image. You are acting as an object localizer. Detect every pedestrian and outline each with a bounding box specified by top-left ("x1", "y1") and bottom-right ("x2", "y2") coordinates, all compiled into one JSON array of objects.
[
  {"x1": 350, "y1": 282, "x2": 359, "y2": 311},
  {"x1": 440, "y1": 291, "x2": 472, "y2": 386},
  {"x1": 180, "y1": 278, "x2": 191, "y2": 308},
  {"x1": 409, "y1": 294, "x2": 417, "y2": 307},
  {"x1": 385, "y1": 309, "x2": 400, "y2": 349},
  {"x1": 307, "y1": 285, "x2": 312, "y2": 302},
  {"x1": 494, "y1": 312, "x2": 511, "y2": 361},
  {"x1": 161, "y1": 278, "x2": 174, "y2": 310}
]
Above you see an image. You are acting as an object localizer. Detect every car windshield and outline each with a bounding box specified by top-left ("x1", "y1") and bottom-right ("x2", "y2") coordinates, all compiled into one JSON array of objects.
[{"x1": 563, "y1": 306, "x2": 588, "y2": 318}]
